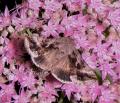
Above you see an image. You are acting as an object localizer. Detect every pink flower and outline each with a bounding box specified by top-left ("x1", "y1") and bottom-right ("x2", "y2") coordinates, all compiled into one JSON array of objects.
[
  {"x1": 13, "y1": 90, "x2": 30, "y2": 103},
  {"x1": 95, "y1": 24, "x2": 105, "y2": 38},
  {"x1": 94, "y1": 41, "x2": 112, "y2": 61},
  {"x1": 61, "y1": 17, "x2": 74, "y2": 36},
  {"x1": 12, "y1": 9, "x2": 35, "y2": 31},
  {"x1": 82, "y1": 52, "x2": 97, "y2": 69},
  {"x1": 13, "y1": 65, "x2": 36, "y2": 88},
  {"x1": 20, "y1": 71, "x2": 36, "y2": 88},
  {"x1": 61, "y1": 15, "x2": 87, "y2": 36},
  {"x1": 99, "y1": 87, "x2": 118, "y2": 103},
  {"x1": 108, "y1": 9, "x2": 120, "y2": 31},
  {"x1": 75, "y1": 37, "x2": 89, "y2": 48},
  {"x1": 0, "y1": 7, "x2": 11, "y2": 28},
  {"x1": 28, "y1": 0, "x2": 43, "y2": 11},
  {"x1": 89, "y1": 0, "x2": 107, "y2": 13},
  {"x1": 42, "y1": 21, "x2": 59, "y2": 37},
  {"x1": 77, "y1": 81, "x2": 101, "y2": 102},
  {"x1": 78, "y1": 82, "x2": 91, "y2": 101},
  {"x1": 39, "y1": 92, "x2": 56, "y2": 103},
  {"x1": 111, "y1": 40, "x2": 120, "y2": 55},
  {"x1": 38, "y1": 81, "x2": 57, "y2": 103},
  {"x1": 89, "y1": 82, "x2": 101, "y2": 102},
  {"x1": 44, "y1": 0, "x2": 62, "y2": 12},
  {"x1": 63, "y1": 0, "x2": 82, "y2": 11},
  {"x1": 99, "y1": 60, "x2": 117, "y2": 80},
  {"x1": 109, "y1": 83, "x2": 120, "y2": 100},
  {"x1": 61, "y1": 83, "x2": 80, "y2": 100},
  {"x1": 0, "y1": 83, "x2": 15, "y2": 103}
]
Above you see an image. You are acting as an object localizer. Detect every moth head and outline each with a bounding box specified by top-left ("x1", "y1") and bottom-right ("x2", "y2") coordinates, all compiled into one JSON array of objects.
[
  {"x1": 24, "y1": 37, "x2": 38, "y2": 57},
  {"x1": 24, "y1": 34, "x2": 45, "y2": 57}
]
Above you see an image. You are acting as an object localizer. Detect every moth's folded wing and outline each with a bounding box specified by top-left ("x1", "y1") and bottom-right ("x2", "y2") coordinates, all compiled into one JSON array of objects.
[
  {"x1": 51, "y1": 56, "x2": 73, "y2": 83},
  {"x1": 31, "y1": 55, "x2": 47, "y2": 69},
  {"x1": 31, "y1": 50, "x2": 57, "y2": 70},
  {"x1": 30, "y1": 50, "x2": 72, "y2": 83},
  {"x1": 51, "y1": 69, "x2": 71, "y2": 83},
  {"x1": 24, "y1": 37, "x2": 39, "y2": 57}
]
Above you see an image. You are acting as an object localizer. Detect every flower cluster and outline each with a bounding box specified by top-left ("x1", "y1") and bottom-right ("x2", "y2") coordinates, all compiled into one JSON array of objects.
[{"x1": 0, "y1": 0, "x2": 120, "y2": 102}]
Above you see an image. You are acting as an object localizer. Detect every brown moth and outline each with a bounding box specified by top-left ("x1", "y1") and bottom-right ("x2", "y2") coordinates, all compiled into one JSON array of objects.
[{"x1": 24, "y1": 34, "x2": 96, "y2": 83}]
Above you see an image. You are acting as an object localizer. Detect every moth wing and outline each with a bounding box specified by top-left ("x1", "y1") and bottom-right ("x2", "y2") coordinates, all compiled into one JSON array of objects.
[
  {"x1": 31, "y1": 51, "x2": 73, "y2": 83},
  {"x1": 51, "y1": 56, "x2": 75, "y2": 83},
  {"x1": 25, "y1": 36, "x2": 79, "y2": 83},
  {"x1": 51, "y1": 70, "x2": 71, "y2": 83},
  {"x1": 31, "y1": 49, "x2": 58, "y2": 69}
]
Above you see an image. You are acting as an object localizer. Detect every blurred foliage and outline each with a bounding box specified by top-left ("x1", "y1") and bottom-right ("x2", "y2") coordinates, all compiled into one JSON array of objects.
[{"x1": 94, "y1": 69, "x2": 103, "y2": 85}]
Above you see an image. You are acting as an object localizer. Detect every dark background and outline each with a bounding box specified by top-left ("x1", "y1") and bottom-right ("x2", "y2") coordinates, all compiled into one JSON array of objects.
[{"x1": 0, "y1": 0, "x2": 23, "y2": 12}]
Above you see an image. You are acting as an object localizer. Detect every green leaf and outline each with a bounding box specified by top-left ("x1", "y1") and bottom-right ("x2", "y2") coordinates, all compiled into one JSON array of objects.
[{"x1": 94, "y1": 69, "x2": 103, "y2": 85}]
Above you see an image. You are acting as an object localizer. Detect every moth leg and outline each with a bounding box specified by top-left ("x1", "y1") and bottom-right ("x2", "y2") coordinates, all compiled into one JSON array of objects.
[{"x1": 52, "y1": 69, "x2": 71, "y2": 83}]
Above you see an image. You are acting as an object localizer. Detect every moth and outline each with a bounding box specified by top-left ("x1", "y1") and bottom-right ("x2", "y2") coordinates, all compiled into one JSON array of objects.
[{"x1": 24, "y1": 34, "x2": 96, "y2": 83}]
